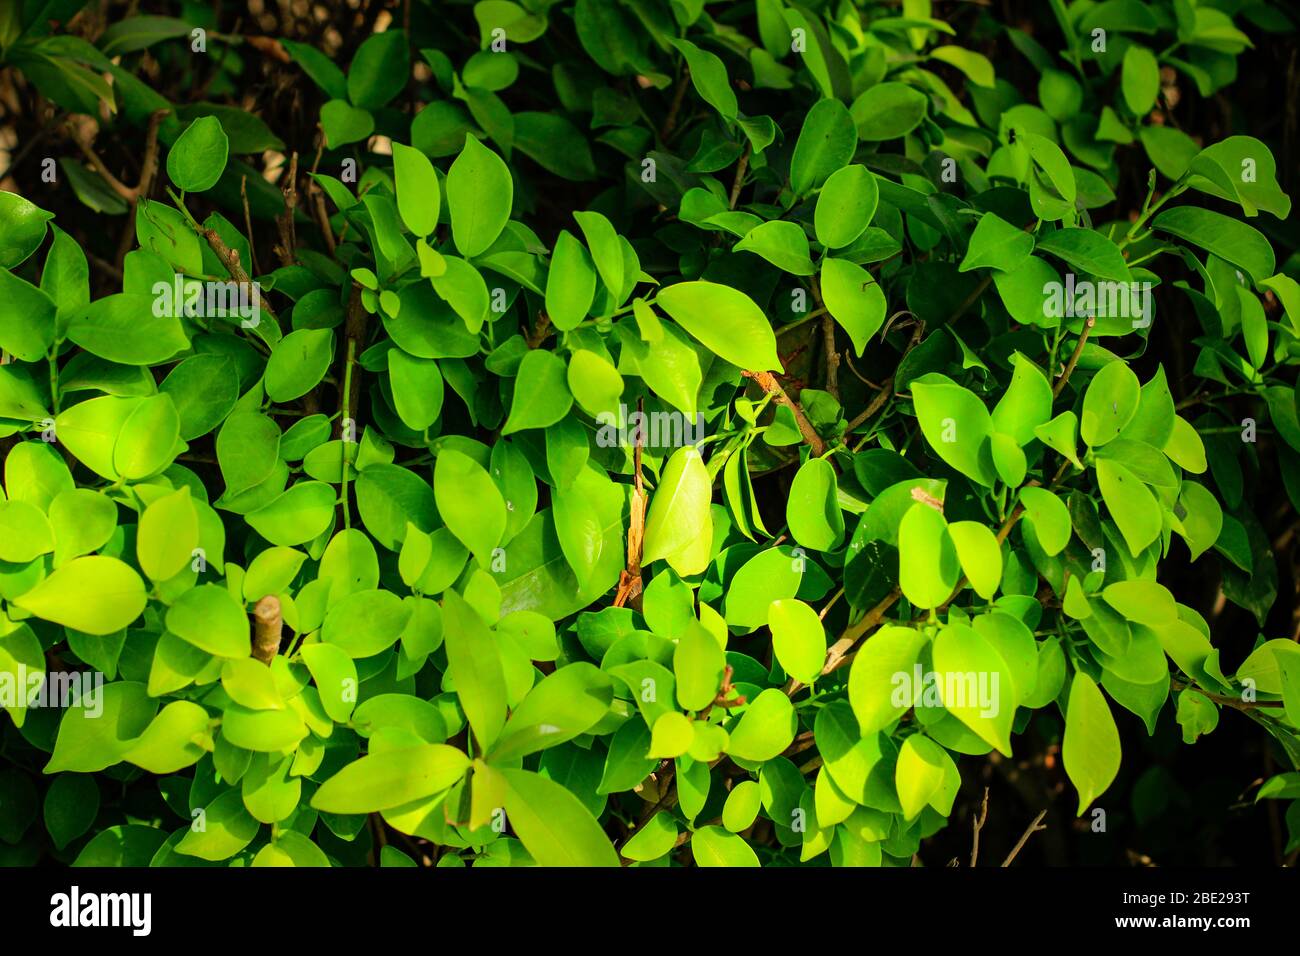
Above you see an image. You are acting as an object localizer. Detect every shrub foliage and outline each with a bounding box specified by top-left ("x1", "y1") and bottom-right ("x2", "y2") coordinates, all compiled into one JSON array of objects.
[{"x1": 0, "y1": 0, "x2": 1298, "y2": 867}]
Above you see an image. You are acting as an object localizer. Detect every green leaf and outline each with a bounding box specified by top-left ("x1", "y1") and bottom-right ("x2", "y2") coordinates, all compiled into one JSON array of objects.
[
  {"x1": 137, "y1": 487, "x2": 198, "y2": 581},
  {"x1": 621, "y1": 811, "x2": 677, "y2": 861},
  {"x1": 1022, "y1": 132, "x2": 1077, "y2": 207},
  {"x1": 122, "y1": 700, "x2": 212, "y2": 774},
  {"x1": 167, "y1": 584, "x2": 250, "y2": 658},
  {"x1": 301, "y1": 642, "x2": 359, "y2": 723},
  {"x1": 947, "y1": 520, "x2": 1002, "y2": 598},
  {"x1": 1034, "y1": 227, "x2": 1130, "y2": 282},
  {"x1": 320, "y1": 99, "x2": 374, "y2": 148},
  {"x1": 1186, "y1": 136, "x2": 1292, "y2": 219},
  {"x1": 176, "y1": 790, "x2": 258, "y2": 861},
  {"x1": 674, "y1": 620, "x2": 725, "y2": 711},
  {"x1": 848, "y1": 625, "x2": 927, "y2": 734},
  {"x1": 217, "y1": 411, "x2": 281, "y2": 498},
  {"x1": 500, "y1": 768, "x2": 619, "y2": 866},
  {"x1": 160, "y1": 354, "x2": 239, "y2": 440},
  {"x1": 1062, "y1": 672, "x2": 1121, "y2": 814},
  {"x1": 443, "y1": 590, "x2": 507, "y2": 750},
  {"x1": 388, "y1": 349, "x2": 444, "y2": 431},
  {"x1": 656, "y1": 281, "x2": 780, "y2": 372},
  {"x1": 768, "y1": 598, "x2": 826, "y2": 685},
  {"x1": 322, "y1": 588, "x2": 411, "y2": 658},
  {"x1": 512, "y1": 112, "x2": 596, "y2": 181},
  {"x1": 790, "y1": 98, "x2": 856, "y2": 196},
  {"x1": 1018, "y1": 486, "x2": 1071, "y2": 556},
  {"x1": 545, "y1": 230, "x2": 597, "y2": 331},
  {"x1": 850, "y1": 81, "x2": 928, "y2": 141},
  {"x1": 1121, "y1": 45, "x2": 1159, "y2": 115},
  {"x1": 502, "y1": 349, "x2": 573, "y2": 434},
  {"x1": 1096, "y1": 458, "x2": 1161, "y2": 556},
  {"x1": 642, "y1": 445, "x2": 713, "y2": 576},
  {"x1": 671, "y1": 39, "x2": 737, "y2": 123},
  {"x1": 167, "y1": 115, "x2": 229, "y2": 193},
  {"x1": 313, "y1": 744, "x2": 468, "y2": 813},
  {"x1": 434, "y1": 448, "x2": 506, "y2": 566},
  {"x1": 1152, "y1": 206, "x2": 1276, "y2": 285},
  {"x1": 0, "y1": 191, "x2": 53, "y2": 269},
  {"x1": 1081, "y1": 360, "x2": 1140, "y2": 446},
  {"x1": 734, "y1": 220, "x2": 815, "y2": 275},
  {"x1": 43, "y1": 681, "x2": 155, "y2": 774},
  {"x1": 930, "y1": 46, "x2": 994, "y2": 87},
  {"x1": 814, "y1": 164, "x2": 878, "y2": 249},
  {"x1": 347, "y1": 30, "x2": 409, "y2": 110},
  {"x1": 0, "y1": 268, "x2": 56, "y2": 362},
  {"x1": 573, "y1": 211, "x2": 624, "y2": 304},
  {"x1": 911, "y1": 377, "x2": 995, "y2": 486},
  {"x1": 959, "y1": 212, "x2": 1033, "y2": 273},
  {"x1": 931, "y1": 622, "x2": 1015, "y2": 755},
  {"x1": 68, "y1": 292, "x2": 188, "y2": 365},
  {"x1": 44, "y1": 774, "x2": 99, "y2": 849},
  {"x1": 898, "y1": 502, "x2": 959, "y2": 608},
  {"x1": 895, "y1": 734, "x2": 954, "y2": 820},
  {"x1": 992, "y1": 353, "x2": 1052, "y2": 446},
  {"x1": 491, "y1": 663, "x2": 613, "y2": 762},
  {"x1": 692, "y1": 825, "x2": 760, "y2": 867},
  {"x1": 786, "y1": 456, "x2": 844, "y2": 551},
  {"x1": 447, "y1": 134, "x2": 513, "y2": 258},
  {"x1": 16, "y1": 556, "x2": 147, "y2": 636},
  {"x1": 649, "y1": 711, "x2": 694, "y2": 759},
  {"x1": 246, "y1": 481, "x2": 336, "y2": 547},
  {"x1": 727, "y1": 688, "x2": 796, "y2": 762},
  {"x1": 392, "y1": 141, "x2": 441, "y2": 237},
  {"x1": 820, "y1": 257, "x2": 887, "y2": 357},
  {"x1": 0, "y1": 501, "x2": 52, "y2": 562},
  {"x1": 567, "y1": 349, "x2": 623, "y2": 417}
]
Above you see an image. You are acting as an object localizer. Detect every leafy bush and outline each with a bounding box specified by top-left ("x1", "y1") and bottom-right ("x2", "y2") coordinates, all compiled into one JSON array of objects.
[{"x1": 1, "y1": 0, "x2": 1299, "y2": 867}]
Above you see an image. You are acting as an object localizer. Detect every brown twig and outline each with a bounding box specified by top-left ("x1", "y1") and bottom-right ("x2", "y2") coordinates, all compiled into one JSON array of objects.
[
  {"x1": 244, "y1": 35, "x2": 292, "y2": 63},
  {"x1": 659, "y1": 70, "x2": 690, "y2": 142},
  {"x1": 251, "y1": 595, "x2": 283, "y2": 664},
  {"x1": 614, "y1": 399, "x2": 647, "y2": 612},
  {"x1": 728, "y1": 141, "x2": 752, "y2": 210},
  {"x1": 970, "y1": 787, "x2": 990, "y2": 866},
  {"x1": 240, "y1": 174, "x2": 260, "y2": 276},
  {"x1": 70, "y1": 107, "x2": 167, "y2": 203},
  {"x1": 1170, "y1": 677, "x2": 1285, "y2": 711},
  {"x1": 274, "y1": 150, "x2": 299, "y2": 267},
  {"x1": 1001, "y1": 809, "x2": 1048, "y2": 866},
  {"x1": 526, "y1": 312, "x2": 552, "y2": 350},
  {"x1": 1053, "y1": 316, "x2": 1096, "y2": 398},
  {"x1": 786, "y1": 588, "x2": 902, "y2": 695},
  {"x1": 741, "y1": 370, "x2": 826, "y2": 457},
  {"x1": 197, "y1": 224, "x2": 279, "y2": 329}
]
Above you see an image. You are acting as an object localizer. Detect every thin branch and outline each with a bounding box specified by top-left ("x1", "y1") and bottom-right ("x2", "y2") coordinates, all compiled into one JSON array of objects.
[
  {"x1": 1001, "y1": 809, "x2": 1048, "y2": 866},
  {"x1": 786, "y1": 587, "x2": 901, "y2": 695},
  {"x1": 614, "y1": 399, "x2": 647, "y2": 612},
  {"x1": 240, "y1": 174, "x2": 260, "y2": 276},
  {"x1": 659, "y1": 70, "x2": 690, "y2": 142},
  {"x1": 1171, "y1": 677, "x2": 1285, "y2": 711},
  {"x1": 728, "y1": 141, "x2": 752, "y2": 210},
  {"x1": 274, "y1": 150, "x2": 299, "y2": 267},
  {"x1": 307, "y1": 132, "x2": 337, "y2": 255},
  {"x1": 742, "y1": 370, "x2": 826, "y2": 457},
  {"x1": 970, "y1": 787, "x2": 990, "y2": 866},
  {"x1": 1053, "y1": 316, "x2": 1096, "y2": 398}
]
